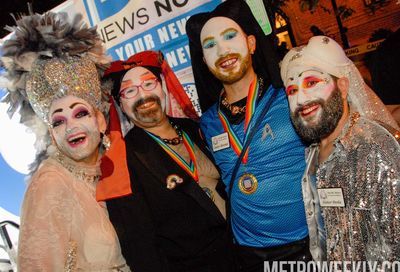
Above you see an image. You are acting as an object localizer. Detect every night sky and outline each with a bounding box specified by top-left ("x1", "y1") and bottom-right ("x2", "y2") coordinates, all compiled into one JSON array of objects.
[{"x1": 1, "y1": 0, "x2": 65, "y2": 38}]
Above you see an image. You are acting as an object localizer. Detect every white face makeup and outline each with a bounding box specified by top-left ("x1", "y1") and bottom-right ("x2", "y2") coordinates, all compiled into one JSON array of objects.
[
  {"x1": 119, "y1": 66, "x2": 166, "y2": 128},
  {"x1": 48, "y1": 95, "x2": 101, "y2": 164},
  {"x1": 285, "y1": 67, "x2": 336, "y2": 126},
  {"x1": 200, "y1": 16, "x2": 253, "y2": 84}
]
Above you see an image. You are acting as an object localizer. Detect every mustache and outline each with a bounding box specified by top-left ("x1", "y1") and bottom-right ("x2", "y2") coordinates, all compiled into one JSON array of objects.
[
  {"x1": 132, "y1": 96, "x2": 161, "y2": 111},
  {"x1": 294, "y1": 99, "x2": 326, "y2": 117},
  {"x1": 290, "y1": 88, "x2": 343, "y2": 144},
  {"x1": 214, "y1": 53, "x2": 241, "y2": 67}
]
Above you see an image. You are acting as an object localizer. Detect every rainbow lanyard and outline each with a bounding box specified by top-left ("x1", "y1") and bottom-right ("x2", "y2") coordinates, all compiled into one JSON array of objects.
[
  {"x1": 147, "y1": 130, "x2": 199, "y2": 182},
  {"x1": 218, "y1": 77, "x2": 260, "y2": 164}
]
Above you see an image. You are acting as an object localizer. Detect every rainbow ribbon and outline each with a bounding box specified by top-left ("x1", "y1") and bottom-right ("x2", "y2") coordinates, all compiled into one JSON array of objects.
[
  {"x1": 147, "y1": 130, "x2": 199, "y2": 182},
  {"x1": 218, "y1": 76, "x2": 260, "y2": 164}
]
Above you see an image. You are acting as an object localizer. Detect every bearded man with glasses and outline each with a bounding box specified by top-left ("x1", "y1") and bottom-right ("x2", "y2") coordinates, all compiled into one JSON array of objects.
[{"x1": 99, "y1": 50, "x2": 233, "y2": 272}]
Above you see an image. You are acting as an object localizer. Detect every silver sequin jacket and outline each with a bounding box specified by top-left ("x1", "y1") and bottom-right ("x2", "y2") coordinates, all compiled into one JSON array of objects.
[{"x1": 302, "y1": 112, "x2": 400, "y2": 263}]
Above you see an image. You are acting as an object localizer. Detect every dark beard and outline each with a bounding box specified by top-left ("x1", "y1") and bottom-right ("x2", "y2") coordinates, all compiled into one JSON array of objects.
[
  {"x1": 290, "y1": 88, "x2": 344, "y2": 144},
  {"x1": 132, "y1": 96, "x2": 162, "y2": 123}
]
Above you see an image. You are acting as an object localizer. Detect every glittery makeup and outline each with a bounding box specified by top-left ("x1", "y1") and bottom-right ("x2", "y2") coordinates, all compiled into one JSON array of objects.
[
  {"x1": 49, "y1": 96, "x2": 101, "y2": 164},
  {"x1": 200, "y1": 17, "x2": 253, "y2": 84},
  {"x1": 285, "y1": 68, "x2": 335, "y2": 115}
]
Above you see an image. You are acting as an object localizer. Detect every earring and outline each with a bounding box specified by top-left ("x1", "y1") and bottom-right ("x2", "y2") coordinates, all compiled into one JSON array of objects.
[{"x1": 101, "y1": 132, "x2": 111, "y2": 151}]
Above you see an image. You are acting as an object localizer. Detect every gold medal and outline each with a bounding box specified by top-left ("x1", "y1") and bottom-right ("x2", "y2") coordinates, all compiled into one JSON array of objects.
[{"x1": 238, "y1": 173, "x2": 258, "y2": 194}]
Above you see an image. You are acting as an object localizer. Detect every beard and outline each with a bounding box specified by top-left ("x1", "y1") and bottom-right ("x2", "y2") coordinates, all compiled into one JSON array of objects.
[
  {"x1": 209, "y1": 52, "x2": 252, "y2": 84},
  {"x1": 290, "y1": 88, "x2": 344, "y2": 144},
  {"x1": 131, "y1": 95, "x2": 164, "y2": 125}
]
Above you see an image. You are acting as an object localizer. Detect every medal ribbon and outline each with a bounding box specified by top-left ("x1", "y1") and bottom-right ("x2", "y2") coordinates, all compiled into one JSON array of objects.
[
  {"x1": 218, "y1": 76, "x2": 259, "y2": 164},
  {"x1": 147, "y1": 131, "x2": 199, "y2": 182}
]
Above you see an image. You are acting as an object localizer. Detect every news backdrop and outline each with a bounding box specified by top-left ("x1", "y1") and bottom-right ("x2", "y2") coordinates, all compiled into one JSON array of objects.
[{"x1": 58, "y1": 0, "x2": 272, "y2": 114}]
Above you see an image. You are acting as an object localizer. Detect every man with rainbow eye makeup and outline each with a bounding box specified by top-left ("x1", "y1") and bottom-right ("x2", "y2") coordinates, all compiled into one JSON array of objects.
[
  {"x1": 186, "y1": 1, "x2": 312, "y2": 270},
  {"x1": 99, "y1": 50, "x2": 233, "y2": 272},
  {"x1": 281, "y1": 36, "x2": 400, "y2": 265}
]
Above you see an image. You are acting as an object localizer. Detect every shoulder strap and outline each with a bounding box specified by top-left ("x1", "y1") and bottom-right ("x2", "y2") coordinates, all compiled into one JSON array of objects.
[{"x1": 226, "y1": 87, "x2": 279, "y2": 240}]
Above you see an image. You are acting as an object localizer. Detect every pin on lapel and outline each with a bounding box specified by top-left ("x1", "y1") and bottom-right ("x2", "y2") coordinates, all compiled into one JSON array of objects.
[{"x1": 166, "y1": 174, "x2": 183, "y2": 190}]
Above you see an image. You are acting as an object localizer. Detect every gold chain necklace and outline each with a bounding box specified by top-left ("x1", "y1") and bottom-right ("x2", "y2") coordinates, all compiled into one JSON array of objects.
[
  {"x1": 221, "y1": 96, "x2": 246, "y2": 115},
  {"x1": 221, "y1": 77, "x2": 264, "y2": 116}
]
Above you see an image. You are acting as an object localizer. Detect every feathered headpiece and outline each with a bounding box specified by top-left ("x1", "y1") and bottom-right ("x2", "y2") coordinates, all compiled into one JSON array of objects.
[{"x1": 0, "y1": 8, "x2": 111, "y2": 173}]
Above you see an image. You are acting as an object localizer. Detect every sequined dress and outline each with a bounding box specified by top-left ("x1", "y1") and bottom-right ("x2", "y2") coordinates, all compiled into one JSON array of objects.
[
  {"x1": 303, "y1": 112, "x2": 400, "y2": 263},
  {"x1": 17, "y1": 152, "x2": 130, "y2": 271}
]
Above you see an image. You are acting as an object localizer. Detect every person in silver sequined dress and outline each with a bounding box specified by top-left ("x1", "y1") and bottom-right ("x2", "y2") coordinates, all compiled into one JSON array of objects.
[{"x1": 280, "y1": 36, "x2": 400, "y2": 265}]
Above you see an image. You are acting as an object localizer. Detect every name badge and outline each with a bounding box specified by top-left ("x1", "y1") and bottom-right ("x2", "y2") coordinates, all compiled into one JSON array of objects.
[
  {"x1": 211, "y1": 132, "x2": 230, "y2": 152},
  {"x1": 317, "y1": 188, "x2": 345, "y2": 207}
]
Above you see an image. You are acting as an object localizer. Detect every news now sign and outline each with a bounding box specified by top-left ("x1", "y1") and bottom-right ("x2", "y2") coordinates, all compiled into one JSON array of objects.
[
  {"x1": 61, "y1": 0, "x2": 270, "y2": 113},
  {"x1": 62, "y1": 0, "x2": 222, "y2": 112}
]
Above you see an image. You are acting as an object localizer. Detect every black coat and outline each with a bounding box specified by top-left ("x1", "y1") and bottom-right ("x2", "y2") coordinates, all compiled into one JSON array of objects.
[{"x1": 106, "y1": 117, "x2": 233, "y2": 272}]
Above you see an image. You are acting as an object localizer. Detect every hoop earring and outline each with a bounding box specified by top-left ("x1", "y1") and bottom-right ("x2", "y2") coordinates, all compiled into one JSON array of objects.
[{"x1": 101, "y1": 132, "x2": 111, "y2": 150}]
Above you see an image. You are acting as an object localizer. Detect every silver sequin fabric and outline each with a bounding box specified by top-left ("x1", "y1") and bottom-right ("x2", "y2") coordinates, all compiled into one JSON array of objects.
[
  {"x1": 303, "y1": 112, "x2": 400, "y2": 264},
  {"x1": 26, "y1": 56, "x2": 102, "y2": 123}
]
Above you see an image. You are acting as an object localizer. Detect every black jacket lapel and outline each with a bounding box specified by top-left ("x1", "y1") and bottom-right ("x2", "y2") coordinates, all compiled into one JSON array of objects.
[{"x1": 126, "y1": 123, "x2": 225, "y2": 225}]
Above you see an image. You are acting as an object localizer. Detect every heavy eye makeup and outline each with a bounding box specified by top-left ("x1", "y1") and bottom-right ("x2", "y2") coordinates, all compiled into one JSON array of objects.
[
  {"x1": 51, "y1": 116, "x2": 66, "y2": 128},
  {"x1": 223, "y1": 28, "x2": 238, "y2": 40},
  {"x1": 202, "y1": 38, "x2": 216, "y2": 49},
  {"x1": 301, "y1": 76, "x2": 325, "y2": 89},
  {"x1": 285, "y1": 85, "x2": 298, "y2": 96},
  {"x1": 73, "y1": 107, "x2": 91, "y2": 119}
]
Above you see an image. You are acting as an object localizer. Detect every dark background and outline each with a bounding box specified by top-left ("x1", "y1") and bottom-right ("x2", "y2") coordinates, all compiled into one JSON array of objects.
[{"x1": 1, "y1": 0, "x2": 65, "y2": 38}]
